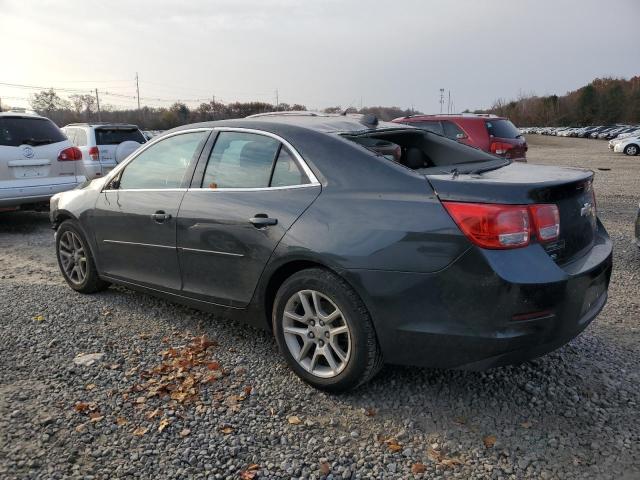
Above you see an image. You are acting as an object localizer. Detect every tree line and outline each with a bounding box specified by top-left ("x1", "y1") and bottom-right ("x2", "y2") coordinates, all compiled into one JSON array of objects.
[
  {"x1": 4, "y1": 88, "x2": 419, "y2": 130},
  {"x1": 485, "y1": 76, "x2": 640, "y2": 127}
]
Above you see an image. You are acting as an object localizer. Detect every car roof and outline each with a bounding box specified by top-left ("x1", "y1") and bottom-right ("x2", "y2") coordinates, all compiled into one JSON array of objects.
[
  {"x1": 64, "y1": 122, "x2": 140, "y2": 128},
  {"x1": 170, "y1": 113, "x2": 413, "y2": 136},
  {"x1": 0, "y1": 112, "x2": 49, "y2": 120},
  {"x1": 393, "y1": 113, "x2": 506, "y2": 122}
]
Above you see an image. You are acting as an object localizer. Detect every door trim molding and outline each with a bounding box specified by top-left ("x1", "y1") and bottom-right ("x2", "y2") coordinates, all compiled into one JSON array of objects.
[
  {"x1": 179, "y1": 246, "x2": 244, "y2": 257},
  {"x1": 103, "y1": 239, "x2": 175, "y2": 249}
]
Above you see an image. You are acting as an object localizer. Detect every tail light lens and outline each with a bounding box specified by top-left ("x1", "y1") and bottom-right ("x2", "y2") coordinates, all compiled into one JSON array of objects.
[
  {"x1": 443, "y1": 202, "x2": 561, "y2": 249},
  {"x1": 490, "y1": 141, "x2": 514, "y2": 156},
  {"x1": 443, "y1": 202, "x2": 529, "y2": 249},
  {"x1": 88, "y1": 146, "x2": 100, "y2": 161},
  {"x1": 529, "y1": 204, "x2": 560, "y2": 242},
  {"x1": 57, "y1": 146, "x2": 83, "y2": 161}
]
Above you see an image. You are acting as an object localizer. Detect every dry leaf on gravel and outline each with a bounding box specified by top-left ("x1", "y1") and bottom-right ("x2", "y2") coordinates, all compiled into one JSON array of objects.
[
  {"x1": 319, "y1": 461, "x2": 331, "y2": 475},
  {"x1": 132, "y1": 426, "x2": 148, "y2": 436},
  {"x1": 33, "y1": 315, "x2": 45, "y2": 321},
  {"x1": 287, "y1": 416, "x2": 302, "y2": 425},
  {"x1": 115, "y1": 417, "x2": 128, "y2": 426},
  {"x1": 146, "y1": 408, "x2": 161, "y2": 420},
  {"x1": 179, "y1": 428, "x2": 191, "y2": 437},
  {"x1": 411, "y1": 462, "x2": 426, "y2": 474},
  {"x1": 85, "y1": 384, "x2": 97, "y2": 391},
  {"x1": 364, "y1": 408, "x2": 376, "y2": 417},
  {"x1": 427, "y1": 448, "x2": 463, "y2": 468},
  {"x1": 221, "y1": 426, "x2": 234, "y2": 434},
  {"x1": 158, "y1": 418, "x2": 171, "y2": 432},
  {"x1": 239, "y1": 464, "x2": 259, "y2": 479},
  {"x1": 483, "y1": 435, "x2": 497, "y2": 448},
  {"x1": 385, "y1": 438, "x2": 403, "y2": 452},
  {"x1": 89, "y1": 412, "x2": 104, "y2": 422}
]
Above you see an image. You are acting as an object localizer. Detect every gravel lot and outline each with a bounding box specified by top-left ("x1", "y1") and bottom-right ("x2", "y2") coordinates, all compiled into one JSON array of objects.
[{"x1": 1, "y1": 135, "x2": 639, "y2": 479}]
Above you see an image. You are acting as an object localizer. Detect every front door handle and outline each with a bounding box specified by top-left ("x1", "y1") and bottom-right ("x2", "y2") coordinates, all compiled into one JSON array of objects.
[
  {"x1": 151, "y1": 210, "x2": 172, "y2": 223},
  {"x1": 249, "y1": 214, "x2": 278, "y2": 228}
]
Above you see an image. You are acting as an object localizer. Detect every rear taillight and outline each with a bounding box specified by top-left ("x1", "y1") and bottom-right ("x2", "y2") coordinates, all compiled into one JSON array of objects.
[
  {"x1": 529, "y1": 204, "x2": 560, "y2": 242},
  {"x1": 490, "y1": 141, "x2": 514, "y2": 156},
  {"x1": 88, "y1": 146, "x2": 100, "y2": 161},
  {"x1": 58, "y1": 146, "x2": 83, "y2": 161},
  {"x1": 443, "y1": 202, "x2": 561, "y2": 249}
]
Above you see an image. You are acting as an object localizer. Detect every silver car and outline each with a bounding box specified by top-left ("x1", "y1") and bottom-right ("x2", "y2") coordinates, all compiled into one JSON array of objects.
[{"x1": 0, "y1": 113, "x2": 85, "y2": 210}]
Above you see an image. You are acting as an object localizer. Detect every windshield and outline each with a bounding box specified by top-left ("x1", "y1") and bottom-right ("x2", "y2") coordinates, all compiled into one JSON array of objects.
[
  {"x1": 485, "y1": 119, "x2": 521, "y2": 139},
  {"x1": 0, "y1": 116, "x2": 66, "y2": 147},
  {"x1": 95, "y1": 128, "x2": 146, "y2": 145}
]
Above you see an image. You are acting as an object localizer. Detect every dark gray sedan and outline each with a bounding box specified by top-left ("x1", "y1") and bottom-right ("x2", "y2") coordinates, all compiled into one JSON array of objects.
[{"x1": 51, "y1": 113, "x2": 612, "y2": 391}]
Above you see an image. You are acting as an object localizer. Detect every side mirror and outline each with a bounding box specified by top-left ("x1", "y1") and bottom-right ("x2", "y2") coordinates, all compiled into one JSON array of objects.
[{"x1": 456, "y1": 133, "x2": 466, "y2": 139}]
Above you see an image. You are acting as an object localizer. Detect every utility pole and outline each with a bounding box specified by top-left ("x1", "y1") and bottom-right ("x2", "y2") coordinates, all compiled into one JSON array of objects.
[
  {"x1": 0, "y1": 96, "x2": 2, "y2": 112},
  {"x1": 275, "y1": 89, "x2": 279, "y2": 110},
  {"x1": 447, "y1": 90, "x2": 451, "y2": 114},
  {"x1": 95, "y1": 88, "x2": 101, "y2": 121},
  {"x1": 135, "y1": 72, "x2": 141, "y2": 111},
  {"x1": 439, "y1": 88, "x2": 445, "y2": 113},
  {"x1": 212, "y1": 95, "x2": 216, "y2": 120}
]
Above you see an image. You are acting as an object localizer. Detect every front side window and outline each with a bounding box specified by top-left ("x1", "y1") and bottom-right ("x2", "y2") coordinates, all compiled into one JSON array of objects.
[
  {"x1": 118, "y1": 131, "x2": 208, "y2": 189},
  {"x1": 202, "y1": 132, "x2": 280, "y2": 188}
]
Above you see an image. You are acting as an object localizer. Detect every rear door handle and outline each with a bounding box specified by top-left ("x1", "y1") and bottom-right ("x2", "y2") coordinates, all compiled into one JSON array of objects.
[
  {"x1": 249, "y1": 214, "x2": 278, "y2": 228},
  {"x1": 151, "y1": 210, "x2": 172, "y2": 223}
]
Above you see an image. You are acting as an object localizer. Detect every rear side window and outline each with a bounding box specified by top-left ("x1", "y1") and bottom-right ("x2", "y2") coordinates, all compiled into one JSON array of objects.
[
  {"x1": 75, "y1": 129, "x2": 88, "y2": 146},
  {"x1": 118, "y1": 131, "x2": 208, "y2": 189},
  {"x1": 95, "y1": 128, "x2": 146, "y2": 145},
  {"x1": 406, "y1": 121, "x2": 443, "y2": 135},
  {"x1": 271, "y1": 148, "x2": 309, "y2": 187},
  {"x1": 202, "y1": 132, "x2": 280, "y2": 188},
  {"x1": 442, "y1": 121, "x2": 465, "y2": 139},
  {"x1": 0, "y1": 117, "x2": 65, "y2": 147},
  {"x1": 485, "y1": 119, "x2": 521, "y2": 139}
]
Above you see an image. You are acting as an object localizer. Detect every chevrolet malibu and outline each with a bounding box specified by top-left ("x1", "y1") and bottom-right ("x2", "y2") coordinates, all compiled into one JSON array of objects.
[{"x1": 50, "y1": 113, "x2": 613, "y2": 391}]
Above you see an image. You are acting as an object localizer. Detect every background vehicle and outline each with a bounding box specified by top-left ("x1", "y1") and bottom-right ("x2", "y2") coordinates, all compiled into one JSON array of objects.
[
  {"x1": 61, "y1": 123, "x2": 146, "y2": 179},
  {"x1": 392, "y1": 113, "x2": 528, "y2": 161},
  {"x1": 50, "y1": 114, "x2": 611, "y2": 391},
  {"x1": 0, "y1": 113, "x2": 84, "y2": 210},
  {"x1": 614, "y1": 135, "x2": 640, "y2": 155}
]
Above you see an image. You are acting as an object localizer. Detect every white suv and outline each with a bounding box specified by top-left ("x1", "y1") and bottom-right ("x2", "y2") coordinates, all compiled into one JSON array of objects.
[
  {"x1": 0, "y1": 113, "x2": 85, "y2": 210},
  {"x1": 61, "y1": 123, "x2": 146, "y2": 179}
]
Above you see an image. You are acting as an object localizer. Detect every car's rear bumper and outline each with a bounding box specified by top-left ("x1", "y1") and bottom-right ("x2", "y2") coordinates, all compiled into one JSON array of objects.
[
  {"x1": 343, "y1": 222, "x2": 612, "y2": 370},
  {"x1": 0, "y1": 181, "x2": 83, "y2": 208}
]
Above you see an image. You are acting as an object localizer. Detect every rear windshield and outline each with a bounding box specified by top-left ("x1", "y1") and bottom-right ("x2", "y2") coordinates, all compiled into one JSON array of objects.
[
  {"x1": 95, "y1": 128, "x2": 146, "y2": 145},
  {"x1": 0, "y1": 116, "x2": 65, "y2": 147},
  {"x1": 485, "y1": 119, "x2": 521, "y2": 139}
]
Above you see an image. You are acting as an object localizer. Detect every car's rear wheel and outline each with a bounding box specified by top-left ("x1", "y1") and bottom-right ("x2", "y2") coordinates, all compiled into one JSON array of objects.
[
  {"x1": 272, "y1": 268, "x2": 382, "y2": 392},
  {"x1": 624, "y1": 144, "x2": 639, "y2": 156},
  {"x1": 56, "y1": 220, "x2": 110, "y2": 293}
]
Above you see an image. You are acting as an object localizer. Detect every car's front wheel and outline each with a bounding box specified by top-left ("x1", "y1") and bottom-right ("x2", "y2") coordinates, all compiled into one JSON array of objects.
[
  {"x1": 272, "y1": 268, "x2": 382, "y2": 392},
  {"x1": 56, "y1": 220, "x2": 110, "y2": 293},
  {"x1": 624, "y1": 144, "x2": 639, "y2": 156}
]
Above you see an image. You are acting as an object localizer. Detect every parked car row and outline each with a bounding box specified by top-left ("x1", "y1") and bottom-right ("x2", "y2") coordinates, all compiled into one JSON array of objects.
[
  {"x1": 521, "y1": 125, "x2": 640, "y2": 141},
  {"x1": 0, "y1": 111, "x2": 146, "y2": 210},
  {"x1": 520, "y1": 125, "x2": 640, "y2": 156}
]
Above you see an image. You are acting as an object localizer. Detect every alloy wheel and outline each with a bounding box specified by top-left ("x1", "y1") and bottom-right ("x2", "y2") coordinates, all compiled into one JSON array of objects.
[
  {"x1": 282, "y1": 289, "x2": 352, "y2": 378},
  {"x1": 58, "y1": 231, "x2": 88, "y2": 285}
]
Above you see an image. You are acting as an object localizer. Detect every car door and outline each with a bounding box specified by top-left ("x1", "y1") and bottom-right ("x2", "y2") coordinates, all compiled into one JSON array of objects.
[
  {"x1": 91, "y1": 129, "x2": 210, "y2": 291},
  {"x1": 177, "y1": 129, "x2": 321, "y2": 307}
]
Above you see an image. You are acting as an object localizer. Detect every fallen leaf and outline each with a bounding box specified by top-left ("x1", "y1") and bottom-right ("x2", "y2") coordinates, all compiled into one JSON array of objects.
[
  {"x1": 132, "y1": 426, "x2": 148, "y2": 436},
  {"x1": 287, "y1": 415, "x2": 302, "y2": 425},
  {"x1": 74, "y1": 402, "x2": 90, "y2": 413},
  {"x1": 89, "y1": 413, "x2": 104, "y2": 422},
  {"x1": 427, "y1": 448, "x2": 462, "y2": 468},
  {"x1": 243, "y1": 385, "x2": 252, "y2": 396},
  {"x1": 135, "y1": 396, "x2": 146, "y2": 404},
  {"x1": 385, "y1": 437, "x2": 403, "y2": 452},
  {"x1": 206, "y1": 361, "x2": 221, "y2": 371},
  {"x1": 239, "y1": 464, "x2": 259, "y2": 479},
  {"x1": 75, "y1": 422, "x2": 87, "y2": 433},
  {"x1": 319, "y1": 461, "x2": 331, "y2": 475},
  {"x1": 179, "y1": 428, "x2": 191, "y2": 437},
  {"x1": 220, "y1": 426, "x2": 234, "y2": 434},
  {"x1": 364, "y1": 408, "x2": 376, "y2": 417},
  {"x1": 158, "y1": 418, "x2": 171, "y2": 432},
  {"x1": 483, "y1": 435, "x2": 497, "y2": 448},
  {"x1": 33, "y1": 315, "x2": 45, "y2": 322},
  {"x1": 115, "y1": 417, "x2": 128, "y2": 426},
  {"x1": 146, "y1": 408, "x2": 161, "y2": 420},
  {"x1": 411, "y1": 462, "x2": 426, "y2": 474},
  {"x1": 85, "y1": 384, "x2": 97, "y2": 391}
]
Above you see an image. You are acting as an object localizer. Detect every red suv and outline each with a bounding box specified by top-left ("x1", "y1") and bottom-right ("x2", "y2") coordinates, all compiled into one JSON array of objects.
[{"x1": 392, "y1": 114, "x2": 527, "y2": 161}]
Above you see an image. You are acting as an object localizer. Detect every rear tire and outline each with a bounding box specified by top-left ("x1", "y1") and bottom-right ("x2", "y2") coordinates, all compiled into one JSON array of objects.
[
  {"x1": 56, "y1": 220, "x2": 110, "y2": 293},
  {"x1": 272, "y1": 268, "x2": 383, "y2": 392},
  {"x1": 624, "y1": 144, "x2": 639, "y2": 156}
]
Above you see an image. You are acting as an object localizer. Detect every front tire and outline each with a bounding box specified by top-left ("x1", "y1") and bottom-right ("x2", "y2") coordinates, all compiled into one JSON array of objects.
[
  {"x1": 624, "y1": 144, "x2": 639, "y2": 156},
  {"x1": 272, "y1": 268, "x2": 382, "y2": 392},
  {"x1": 56, "y1": 220, "x2": 110, "y2": 293}
]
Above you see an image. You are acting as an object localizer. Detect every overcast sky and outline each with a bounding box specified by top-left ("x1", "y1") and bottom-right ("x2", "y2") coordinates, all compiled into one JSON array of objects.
[{"x1": 1, "y1": 0, "x2": 638, "y2": 113}]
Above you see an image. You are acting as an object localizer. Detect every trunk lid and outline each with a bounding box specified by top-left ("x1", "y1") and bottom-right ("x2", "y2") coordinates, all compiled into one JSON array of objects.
[{"x1": 426, "y1": 163, "x2": 597, "y2": 264}]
